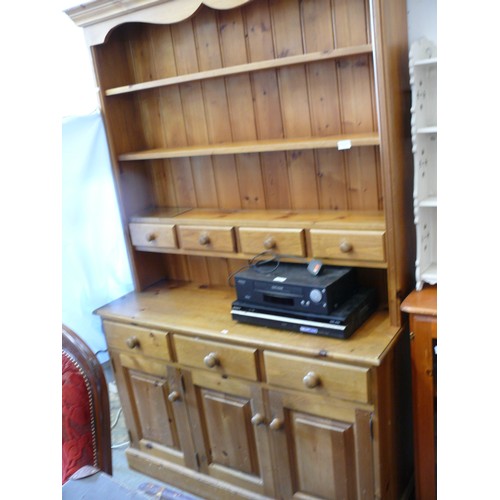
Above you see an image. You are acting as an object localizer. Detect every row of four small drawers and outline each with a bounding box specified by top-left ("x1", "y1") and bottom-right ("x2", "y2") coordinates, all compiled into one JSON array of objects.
[{"x1": 129, "y1": 222, "x2": 386, "y2": 263}]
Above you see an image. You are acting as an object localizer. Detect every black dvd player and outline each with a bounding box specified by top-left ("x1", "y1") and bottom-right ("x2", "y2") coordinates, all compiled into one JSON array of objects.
[
  {"x1": 234, "y1": 262, "x2": 356, "y2": 315},
  {"x1": 231, "y1": 288, "x2": 376, "y2": 339}
]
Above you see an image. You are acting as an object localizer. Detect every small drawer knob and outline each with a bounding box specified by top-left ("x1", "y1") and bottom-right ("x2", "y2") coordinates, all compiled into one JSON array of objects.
[
  {"x1": 126, "y1": 336, "x2": 140, "y2": 349},
  {"x1": 303, "y1": 371, "x2": 320, "y2": 389},
  {"x1": 168, "y1": 391, "x2": 181, "y2": 403},
  {"x1": 269, "y1": 418, "x2": 283, "y2": 431},
  {"x1": 263, "y1": 236, "x2": 276, "y2": 249},
  {"x1": 251, "y1": 413, "x2": 265, "y2": 426},
  {"x1": 339, "y1": 240, "x2": 353, "y2": 253},
  {"x1": 203, "y1": 352, "x2": 219, "y2": 368},
  {"x1": 199, "y1": 232, "x2": 211, "y2": 246},
  {"x1": 146, "y1": 233, "x2": 157, "y2": 242}
]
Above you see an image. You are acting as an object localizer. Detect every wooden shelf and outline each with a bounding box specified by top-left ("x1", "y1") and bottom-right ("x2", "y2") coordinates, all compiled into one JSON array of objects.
[
  {"x1": 119, "y1": 133, "x2": 380, "y2": 161},
  {"x1": 105, "y1": 44, "x2": 373, "y2": 96},
  {"x1": 130, "y1": 208, "x2": 386, "y2": 230}
]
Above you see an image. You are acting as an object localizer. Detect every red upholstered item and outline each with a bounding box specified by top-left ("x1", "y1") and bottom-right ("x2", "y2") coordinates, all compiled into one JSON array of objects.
[
  {"x1": 62, "y1": 351, "x2": 96, "y2": 484},
  {"x1": 62, "y1": 325, "x2": 111, "y2": 484}
]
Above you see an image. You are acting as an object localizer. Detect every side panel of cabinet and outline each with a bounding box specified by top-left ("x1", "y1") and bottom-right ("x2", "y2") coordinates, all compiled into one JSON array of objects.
[
  {"x1": 182, "y1": 369, "x2": 275, "y2": 497},
  {"x1": 110, "y1": 350, "x2": 197, "y2": 469},
  {"x1": 267, "y1": 389, "x2": 374, "y2": 500}
]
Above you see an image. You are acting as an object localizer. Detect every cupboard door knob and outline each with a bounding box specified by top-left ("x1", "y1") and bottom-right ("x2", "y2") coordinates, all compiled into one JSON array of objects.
[
  {"x1": 251, "y1": 413, "x2": 265, "y2": 426},
  {"x1": 339, "y1": 240, "x2": 353, "y2": 253},
  {"x1": 199, "y1": 232, "x2": 211, "y2": 246},
  {"x1": 126, "y1": 336, "x2": 140, "y2": 349},
  {"x1": 146, "y1": 233, "x2": 157, "y2": 242},
  {"x1": 168, "y1": 390, "x2": 181, "y2": 402},
  {"x1": 203, "y1": 352, "x2": 219, "y2": 368},
  {"x1": 263, "y1": 236, "x2": 276, "y2": 249},
  {"x1": 303, "y1": 371, "x2": 320, "y2": 389},
  {"x1": 269, "y1": 418, "x2": 283, "y2": 431}
]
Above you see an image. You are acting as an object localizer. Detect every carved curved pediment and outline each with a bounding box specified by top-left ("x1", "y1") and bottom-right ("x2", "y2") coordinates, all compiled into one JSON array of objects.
[{"x1": 65, "y1": 0, "x2": 254, "y2": 46}]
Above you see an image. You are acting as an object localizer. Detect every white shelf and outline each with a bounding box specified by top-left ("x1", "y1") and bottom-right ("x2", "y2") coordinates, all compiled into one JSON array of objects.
[
  {"x1": 414, "y1": 57, "x2": 437, "y2": 66},
  {"x1": 417, "y1": 126, "x2": 437, "y2": 134},
  {"x1": 419, "y1": 196, "x2": 437, "y2": 208}
]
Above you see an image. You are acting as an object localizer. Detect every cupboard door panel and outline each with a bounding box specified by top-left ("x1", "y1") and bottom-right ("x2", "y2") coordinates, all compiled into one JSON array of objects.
[
  {"x1": 183, "y1": 370, "x2": 275, "y2": 497},
  {"x1": 291, "y1": 412, "x2": 357, "y2": 499},
  {"x1": 200, "y1": 390, "x2": 259, "y2": 475},
  {"x1": 115, "y1": 353, "x2": 196, "y2": 468}
]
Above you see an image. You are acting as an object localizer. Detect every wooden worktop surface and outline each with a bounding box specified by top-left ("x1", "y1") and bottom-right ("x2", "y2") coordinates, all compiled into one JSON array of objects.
[
  {"x1": 400, "y1": 285, "x2": 437, "y2": 316},
  {"x1": 96, "y1": 281, "x2": 402, "y2": 367}
]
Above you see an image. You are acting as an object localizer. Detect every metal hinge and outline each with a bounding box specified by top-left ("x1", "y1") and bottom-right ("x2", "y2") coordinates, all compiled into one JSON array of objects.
[
  {"x1": 195, "y1": 452, "x2": 201, "y2": 470},
  {"x1": 370, "y1": 413, "x2": 374, "y2": 441}
]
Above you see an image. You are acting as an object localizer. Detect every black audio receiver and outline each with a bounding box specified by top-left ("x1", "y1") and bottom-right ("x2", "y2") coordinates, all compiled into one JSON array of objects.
[{"x1": 233, "y1": 262, "x2": 356, "y2": 315}]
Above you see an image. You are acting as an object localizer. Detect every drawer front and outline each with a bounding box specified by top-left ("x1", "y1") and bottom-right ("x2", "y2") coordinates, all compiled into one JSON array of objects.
[
  {"x1": 103, "y1": 321, "x2": 171, "y2": 361},
  {"x1": 264, "y1": 351, "x2": 370, "y2": 403},
  {"x1": 177, "y1": 225, "x2": 235, "y2": 253},
  {"x1": 310, "y1": 229, "x2": 386, "y2": 263},
  {"x1": 238, "y1": 227, "x2": 305, "y2": 256},
  {"x1": 129, "y1": 223, "x2": 177, "y2": 249},
  {"x1": 173, "y1": 335, "x2": 259, "y2": 381}
]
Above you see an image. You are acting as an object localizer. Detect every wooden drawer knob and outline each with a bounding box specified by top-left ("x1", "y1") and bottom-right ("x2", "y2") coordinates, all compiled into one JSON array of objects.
[
  {"x1": 339, "y1": 240, "x2": 353, "y2": 253},
  {"x1": 251, "y1": 413, "x2": 265, "y2": 426},
  {"x1": 168, "y1": 391, "x2": 181, "y2": 403},
  {"x1": 263, "y1": 236, "x2": 276, "y2": 249},
  {"x1": 269, "y1": 418, "x2": 283, "y2": 431},
  {"x1": 126, "y1": 336, "x2": 140, "y2": 349},
  {"x1": 203, "y1": 352, "x2": 219, "y2": 368},
  {"x1": 303, "y1": 371, "x2": 321, "y2": 389},
  {"x1": 146, "y1": 233, "x2": 157, "y2": 242},
  {"x1": 199, "y1": 232, "x2": 211, "y2": 246}
]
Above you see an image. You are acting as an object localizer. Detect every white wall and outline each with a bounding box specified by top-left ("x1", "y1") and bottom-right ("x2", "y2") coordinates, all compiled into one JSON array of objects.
[{"x1": 407, "y1": 0, "x2": 437, "y2": 45}]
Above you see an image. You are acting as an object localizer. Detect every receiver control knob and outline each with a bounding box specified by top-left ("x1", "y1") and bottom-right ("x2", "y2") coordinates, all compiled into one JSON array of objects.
[{"x1": 309, "y1": 289, "x2": 323, "y2": 303}]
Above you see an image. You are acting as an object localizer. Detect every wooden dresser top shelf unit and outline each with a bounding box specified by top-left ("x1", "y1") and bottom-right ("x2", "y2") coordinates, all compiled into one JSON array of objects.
[{"x1": 95, "y1": 281, "x2": 400, "y2": 368}]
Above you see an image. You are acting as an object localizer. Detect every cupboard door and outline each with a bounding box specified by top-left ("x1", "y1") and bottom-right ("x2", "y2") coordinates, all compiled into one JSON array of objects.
[
  {"x1": 268, "y1": 389, "x2": 375, "y2": 499},
  {"x1": 182, "y1": 369, "x2": 275, "y2": 497},
  {"x1": 113, "y1": 352, "x2": 197, "y2": 469}
]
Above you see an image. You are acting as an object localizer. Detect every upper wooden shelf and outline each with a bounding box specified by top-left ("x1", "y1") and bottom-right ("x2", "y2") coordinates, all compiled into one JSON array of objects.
[
  {"x1": 119, "y1": 133, "x2": 380, "y2": 161},
  {"x1": 105, "y1": 44, "x2": 373, "y2": 96}
]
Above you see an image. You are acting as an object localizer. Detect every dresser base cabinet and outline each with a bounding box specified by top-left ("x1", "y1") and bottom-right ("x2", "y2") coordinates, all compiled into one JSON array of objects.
[{"x1": 100, "y1": 283, "x2": 412, "y2": 500}]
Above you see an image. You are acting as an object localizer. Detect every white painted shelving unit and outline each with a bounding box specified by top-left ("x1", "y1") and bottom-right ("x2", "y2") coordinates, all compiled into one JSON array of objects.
[{"x1": 410, "y1": 38, "x2": 437, "y2": 290}]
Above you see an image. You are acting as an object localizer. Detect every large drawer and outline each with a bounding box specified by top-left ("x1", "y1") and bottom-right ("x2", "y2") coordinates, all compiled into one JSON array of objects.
[
  {"x1": 264, "y1": 351, "x2": 371, "y2": 403},
  {"x1": 177, "y1": 225, "x2": 235, "y2": 253},
  {"x1": 173, "y1": 335, "x2": 259, "y2": 381},
  {"x1": 238, "y1": 227, "x2": 305, "y2": 256},
  {"x1": 103, "y1": 321, "x2": 171, "y2": 361},
  {"x1": 310, "y1": 229, "x2": 386, "y2": 263},
  {"x1": 129, "y1": 222, "x2": 177, "y2": 250}
]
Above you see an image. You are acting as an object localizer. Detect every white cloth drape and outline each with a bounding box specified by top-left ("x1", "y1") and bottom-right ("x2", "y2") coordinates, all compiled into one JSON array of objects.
[{"x1": 62, "y1": 111, "x2": 133, "y2": 360}]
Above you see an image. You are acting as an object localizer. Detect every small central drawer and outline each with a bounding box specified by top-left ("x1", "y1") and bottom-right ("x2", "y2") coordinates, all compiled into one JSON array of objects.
[
  {"x1": 177, "y1": 225, "x2": 235, "y2": 253},
  {"x1": 129, "y1": 222, "x2": 177, "y2": 249},
  {"x1": 310, "y1": 229, "x2": 386, "y2": 263},
  {"x1": 264, "y1": 351, "x2": 371, "y2": 403},
  {"x1": 173, "y1": 335, "x2": 259, "y2": 381},
  {"x1": 238, "y1": 227, "x2": 305, "y2": 256},
  {"x1": 103, "y1": 321, "x2": 171, "y2": 361}
]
